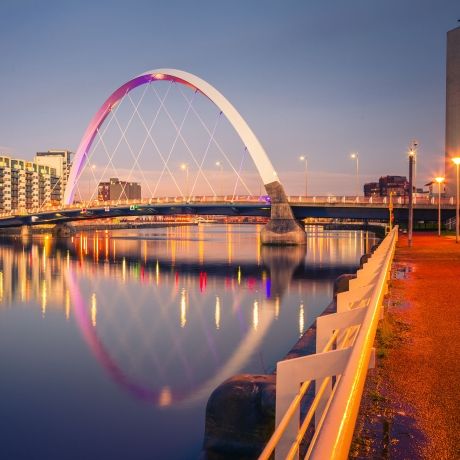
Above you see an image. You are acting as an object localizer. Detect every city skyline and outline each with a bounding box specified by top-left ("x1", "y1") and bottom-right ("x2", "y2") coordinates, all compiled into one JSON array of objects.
[{"x1": 0, "y1": 1, "x2": 458, "y2": 196}]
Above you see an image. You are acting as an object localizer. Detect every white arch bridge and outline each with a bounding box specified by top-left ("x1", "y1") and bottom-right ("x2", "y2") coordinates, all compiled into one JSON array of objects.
[{"x1": 0, "y1": 69, "x2": 453, "y2": 239}]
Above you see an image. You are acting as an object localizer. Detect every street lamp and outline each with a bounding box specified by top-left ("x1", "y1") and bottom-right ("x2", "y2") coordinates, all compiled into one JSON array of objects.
[
  {"x1": 350, "y1": 152, "x2": 359, "y2": 198},
  {"x1": 452, "y1": 157, "x2": 460, "y2": 243},
  {"x1": 408, "y1": 148, "x2": 416, "y2": 247},
  {"x1": 215, "y1": 161, "x2": 224, "y2": 197},
  {"x1": 299, "y1": 155, "x2": 308, "y2": 197},
  {"x1": 435, "y1": 176, "x2": 445, "y2": 237},
  {"x1": 180, "y1": 163, "x2": 189, "y2": 200}
]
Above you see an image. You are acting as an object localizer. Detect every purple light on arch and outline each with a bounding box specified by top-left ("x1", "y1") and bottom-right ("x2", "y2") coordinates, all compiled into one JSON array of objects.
[{"x1": 65, "y1": 73, "x2": 201, "y2": 204}]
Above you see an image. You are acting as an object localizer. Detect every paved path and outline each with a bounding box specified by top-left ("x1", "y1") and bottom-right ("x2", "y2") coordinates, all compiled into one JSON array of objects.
[{"x1": 353, "y1": 232, "x2": 460, "y2": 459}]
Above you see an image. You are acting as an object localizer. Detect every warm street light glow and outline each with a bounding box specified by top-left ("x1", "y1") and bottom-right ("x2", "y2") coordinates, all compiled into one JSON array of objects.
[
  {"x1": 434, "y1": 176, "x2": 445, "y2": 237},
  {"x1": 180, "y1": 163, "x2": 189, "y2": 199},
  {"x1": 299, "y1": 155, "x2": 307, "y2": 197},
  {"x1": 350, "y1": 152, "x2": 359, "y2": 198},
  {"x1": 452, "y1": 157, "x2": 460, "y2": 166}
]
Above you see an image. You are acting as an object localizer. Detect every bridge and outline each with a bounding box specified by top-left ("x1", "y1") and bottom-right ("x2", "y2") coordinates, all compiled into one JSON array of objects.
[
  {"x1": 0, "y1": 195, "x2": 455, "y2": 232},
  {"x1": 5, "y1": 67, "x2": 451, "y2": 243}
]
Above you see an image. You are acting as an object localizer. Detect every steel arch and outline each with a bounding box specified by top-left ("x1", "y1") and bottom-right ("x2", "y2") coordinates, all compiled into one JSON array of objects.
[{"x1": 64, "y1": 69, "x2": 279, "y2": 205}]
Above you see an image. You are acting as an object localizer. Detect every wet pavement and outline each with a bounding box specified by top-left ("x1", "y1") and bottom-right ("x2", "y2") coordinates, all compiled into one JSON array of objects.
[{"x1": 353, "y1": 232, "x2": 460, "y2": 460}]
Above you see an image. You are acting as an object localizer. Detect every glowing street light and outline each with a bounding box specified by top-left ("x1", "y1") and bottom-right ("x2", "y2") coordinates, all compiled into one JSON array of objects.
[
  {"x1": 407, "y1": 145, "x2": 417, "y2": 247},
  {"x1": 180, "y1": 163, "x2": 189, "y2": 200},
  {"x1": 215, "y1": 161, "x2": 223, "y2": 197},
  {"x1": 299, "y1": 155, "x2": 308, "y2": 197},
  {"x1": 435, "y1": 176, "x2": 445, "y2": 237},
  {"x1": 350, "y1": 153, "x2": 359, "y2": 198},
  {"x1": 452, "y1": 157, "x2": 460, "y2": 243}
]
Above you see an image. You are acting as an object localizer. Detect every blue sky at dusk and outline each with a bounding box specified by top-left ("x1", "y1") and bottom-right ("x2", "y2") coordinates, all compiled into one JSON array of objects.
[{"x1": 0, "y1": 0, "x2": 458, "y2": 195}]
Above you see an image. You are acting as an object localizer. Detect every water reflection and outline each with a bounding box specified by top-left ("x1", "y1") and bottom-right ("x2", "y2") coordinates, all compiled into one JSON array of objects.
[{"x1": 0, "y1": 225, "x2": 377, "y2": 412}]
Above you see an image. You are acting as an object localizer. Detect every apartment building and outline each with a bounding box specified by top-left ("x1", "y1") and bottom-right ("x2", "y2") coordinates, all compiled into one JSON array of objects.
[{"x1": 0, "y1": 155, "x2": 62, "y2": 212}]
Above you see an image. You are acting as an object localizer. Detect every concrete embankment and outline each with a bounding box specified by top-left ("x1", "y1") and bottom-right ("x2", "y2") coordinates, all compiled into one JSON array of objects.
[
  {"x1": 202, "y1": 272, "x2": 363, "y2": 459},
  {"x1": 352, "y1": 233, "x2": 460, "y2": 460}
]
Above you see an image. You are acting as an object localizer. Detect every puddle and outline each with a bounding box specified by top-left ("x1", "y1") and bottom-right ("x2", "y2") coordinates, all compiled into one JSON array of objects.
[{"x1": 392, "y1": 265, "x2": 412, "y2": 280}]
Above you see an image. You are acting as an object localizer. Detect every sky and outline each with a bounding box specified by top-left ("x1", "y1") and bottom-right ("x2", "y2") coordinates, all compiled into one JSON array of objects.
[{"x1": 0, "y1": 0, "x2": 458, "y2": 196}]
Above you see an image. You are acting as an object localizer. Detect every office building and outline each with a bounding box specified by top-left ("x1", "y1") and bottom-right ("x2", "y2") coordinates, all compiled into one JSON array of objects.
[
  {"x1": 445, "y1": 26, "x2": 460, "y2": 194},
  {"x1": 98, "y1": 178, "x2": 141, "y2": 201},
  {"x1": 363, "y1": 175, "x2": 409, "y2": 197},
  {"x1": 363, "y1": 182, "x2": 380, "y2": 197}
]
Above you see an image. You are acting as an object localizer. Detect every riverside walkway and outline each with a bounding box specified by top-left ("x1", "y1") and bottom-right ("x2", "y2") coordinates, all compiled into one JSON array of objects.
[{"x1": 353, "y1": 233, "x2": 460, "y2": 459}]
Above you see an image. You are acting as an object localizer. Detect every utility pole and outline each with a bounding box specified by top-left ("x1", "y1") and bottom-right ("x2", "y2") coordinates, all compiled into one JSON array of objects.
[{"x1": 408, "y1": 140, "x2": 418, "y2": 247}]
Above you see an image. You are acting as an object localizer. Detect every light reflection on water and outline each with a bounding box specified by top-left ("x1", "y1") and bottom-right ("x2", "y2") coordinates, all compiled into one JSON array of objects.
[{"x1": 0, "y1": 224, "x2": 377, "y2": 459}]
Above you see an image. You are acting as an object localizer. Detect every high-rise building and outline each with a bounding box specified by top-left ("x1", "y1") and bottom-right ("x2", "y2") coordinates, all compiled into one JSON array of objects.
[
  {"x1": 379, "y1": 175, "x2": 408, "y2": 197},
  {"x1": 35, "y1": 150, "x2": 72, "y2": 202},
  {"x1": 363, "y1": 182, "x2": 380, "y2": 197},
  {"x1": 0, "y1": 154, "x2": 61, "y2": 212},
  {"x1": 445, "y1": 26, "x2": 460, "y2": 194},
  {"x1": 97, "y1": 178, "x2": 141, "y2": 201},
  {"x1": 363, "y1": 175, "x2": 409, "y2": 197}
]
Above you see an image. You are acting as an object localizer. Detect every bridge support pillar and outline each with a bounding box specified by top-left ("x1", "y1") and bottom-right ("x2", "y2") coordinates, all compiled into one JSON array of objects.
[
  {"x1": 261, "y1": 181, "x2": 307, "y2": 245},
  {"x1": 21, "y1": 225, "x2": 32, "y2": 238},
  {"x1": 53, "y1": 223, "x2": 76, "y2": 237}
]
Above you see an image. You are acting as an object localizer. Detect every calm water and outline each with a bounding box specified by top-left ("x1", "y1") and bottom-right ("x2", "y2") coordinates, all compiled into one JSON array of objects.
[{"x1": 0, "y1": 224, "x2": 376, "y2": 459}]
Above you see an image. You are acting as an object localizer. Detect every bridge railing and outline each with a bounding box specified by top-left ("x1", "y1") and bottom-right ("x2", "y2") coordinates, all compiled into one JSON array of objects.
[
  {"x1": 258, "y1": 226, "x2": 398, "y2": 460},
  {"x1": 0, "y1": 193, "x2": 457, "y2": 218}
]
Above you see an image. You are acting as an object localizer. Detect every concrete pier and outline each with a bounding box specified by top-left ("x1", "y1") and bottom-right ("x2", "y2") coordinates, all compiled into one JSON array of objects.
[{"x1": 261, "y1": 181, "x2": 307, "y2": 245}]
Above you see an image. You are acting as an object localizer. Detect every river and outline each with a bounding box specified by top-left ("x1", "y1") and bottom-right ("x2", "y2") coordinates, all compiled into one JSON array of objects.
[{"x1": 0, "y1": 224, "x2": 377, "y2": 459}]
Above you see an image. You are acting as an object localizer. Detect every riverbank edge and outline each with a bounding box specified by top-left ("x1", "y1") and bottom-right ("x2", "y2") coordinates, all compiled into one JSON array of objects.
[
  {"x1": 201, "y1": 268, "x2": 368, "y2": 459},
  {"x1": 0, "y1": 221, "x2": 196, "y2": 235}
]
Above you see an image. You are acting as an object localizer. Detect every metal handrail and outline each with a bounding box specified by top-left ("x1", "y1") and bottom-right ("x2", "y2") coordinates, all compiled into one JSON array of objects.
[
  {"x1": 308, "y1": 227, "x2": 397, "y2": 459},
  {"x1": 258, "y1": 329, "x2": 341, "y2": 460},
  {"x1": 258, "y1": 227, "x2": 398, "y2": 460}
]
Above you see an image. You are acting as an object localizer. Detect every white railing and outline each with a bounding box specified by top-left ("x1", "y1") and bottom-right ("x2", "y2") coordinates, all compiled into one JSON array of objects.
[
  {"x1": 0, "y1": 193, "x2": 457, "y2": 219},
  {"x1": 259, "y1": 226, "x2": 398, "y2": 460}
]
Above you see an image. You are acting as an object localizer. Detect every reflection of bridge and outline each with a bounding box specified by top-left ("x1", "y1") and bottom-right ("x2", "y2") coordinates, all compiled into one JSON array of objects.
[
  {"x1": 0, "y1": 195, "x2": 455, "y2": 229},
  {"x1": 0, "y1": 231, "x2": 330, "y2": 408}
]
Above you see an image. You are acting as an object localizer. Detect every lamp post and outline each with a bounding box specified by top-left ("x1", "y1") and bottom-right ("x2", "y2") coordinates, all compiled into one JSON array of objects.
[
  {"x1": 408, "y1": 149, "x2": 415, "y2": 247},
  {"x1": 452, "y1": 157, "x2": 460, "y2": 243},
  {"x1": 435, "y1": 176, "x2": 445, "y2": 237},
  {"x1": 215, "y1": 161, "x2": 223, "y2": 197},
  {"x1": 350, "y1": 153, "x2": 359, "y2": 198},
  {"x1": 180, "y1": 163, "x2": 189, "y2": 200},
  {"x1": 299, "y1": 155, "x2": 308, "y2": 197}
]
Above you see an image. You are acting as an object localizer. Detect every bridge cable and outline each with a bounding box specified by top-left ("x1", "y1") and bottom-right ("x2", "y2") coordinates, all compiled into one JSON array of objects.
[
  {"x1": 151, "y1": 84, "x2": 217, "y2": 197},
  {"x1": 177, "y1": 85, "x2": 253, "y2": 196},
  {"x1": 125, "y1": 81, "x2": 186, "y2": 198},
  {"x1": 188, "y1": 110, "x2": 222, "y2": 199},
  {"x1": 232, "y1": 147, "x2": 248, "y2": 201},
  {"x1": 149, "y1": 83, "x2": 197, "y2": 198},
  {"x1": 91, "y1": 84, "x2": 151, "y2": 202},
  {"x1": 71, "y1": 88, "x2": 131, "y2": 204}
]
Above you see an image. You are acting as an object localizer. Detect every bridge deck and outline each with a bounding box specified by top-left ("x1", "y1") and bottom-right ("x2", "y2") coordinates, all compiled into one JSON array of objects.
[{"x1": 0, "y1": 196, "x2": 456, "y2": 228}]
